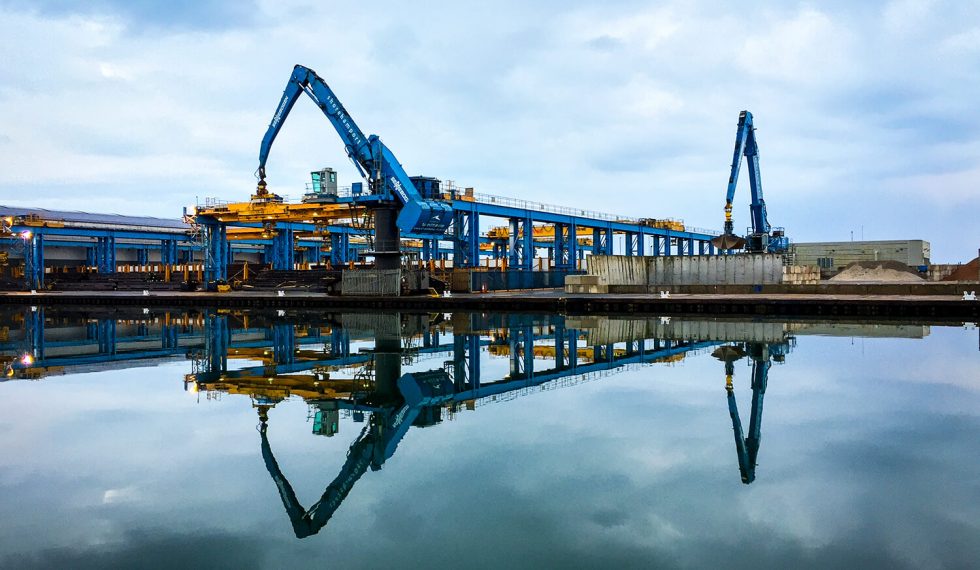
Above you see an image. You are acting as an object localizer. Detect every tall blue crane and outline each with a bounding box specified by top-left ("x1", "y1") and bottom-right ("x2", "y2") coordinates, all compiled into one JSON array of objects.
[
  {"x1": 711, "y1": 111, "x2": 789, "y2": 253},
  {"x1": 256, "y1": 65, "x2": 452, "y2": 241}
]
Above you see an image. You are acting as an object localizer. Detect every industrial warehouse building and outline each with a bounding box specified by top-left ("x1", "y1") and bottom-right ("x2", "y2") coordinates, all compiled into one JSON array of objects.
[{"x1": 791, "y1": 240, "x2": 930, "y2": 273}]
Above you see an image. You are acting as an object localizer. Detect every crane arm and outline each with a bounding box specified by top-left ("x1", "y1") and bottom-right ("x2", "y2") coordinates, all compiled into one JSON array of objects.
[
  {"x1": 260, "y1": 420, "x2": 376, "y2": 539},
  {"x1": 256, "y1": 64, "x2": 452, "y2": 235},
  {"x1": 723, "y1": 110, "x2": 770, "y2": 235},
  {"x1": 256, "y1": 371, "x2": 451, "y2": 539},
  {"x1": 725, "y1": 353, "x2": 770, "y2": 485},
  {"x1": 258, "y1": 65, "x2": 372, "y2": 185}
]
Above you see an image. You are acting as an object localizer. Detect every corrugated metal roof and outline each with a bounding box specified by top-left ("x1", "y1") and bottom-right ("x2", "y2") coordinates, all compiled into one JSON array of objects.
[{"x1": 0, "y1": 205, "x2": 189, "y2": 230}]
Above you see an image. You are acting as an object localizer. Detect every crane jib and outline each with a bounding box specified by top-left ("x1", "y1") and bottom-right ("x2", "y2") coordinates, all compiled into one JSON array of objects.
[
  {"x1": 324, "y1": 93, "x2": 363, "y2": 149},
  {"x1": 271, "y1": 94, "x2": 290, "y2": 129}
]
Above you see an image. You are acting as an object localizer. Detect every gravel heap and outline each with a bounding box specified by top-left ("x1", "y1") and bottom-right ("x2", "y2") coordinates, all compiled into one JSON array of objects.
[{"x1": 829, "y1": 261, "x2": 925, "y2": 283}]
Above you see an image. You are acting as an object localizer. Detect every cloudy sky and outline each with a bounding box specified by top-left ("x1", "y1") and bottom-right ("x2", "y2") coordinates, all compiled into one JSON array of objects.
[{"x1": 0, "y1": 0, "x2": 978, "y2": 261}]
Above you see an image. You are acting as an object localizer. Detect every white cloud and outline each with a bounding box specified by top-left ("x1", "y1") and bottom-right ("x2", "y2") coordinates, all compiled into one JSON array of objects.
[
  {"x1": 737, "y1": 8, "x2": 855, "y2": 85},
  {"x1": 942, "y1": 27, "x2": 980, "y2": 53},
  {"x1": 882, "y1": 0, "x2": 939, "y2": 36}
]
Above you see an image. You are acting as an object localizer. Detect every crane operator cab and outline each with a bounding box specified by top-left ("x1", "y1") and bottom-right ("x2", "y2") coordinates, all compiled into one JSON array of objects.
[{"x1": 304, "y1": 167, "x2": 339, "y2": 203}]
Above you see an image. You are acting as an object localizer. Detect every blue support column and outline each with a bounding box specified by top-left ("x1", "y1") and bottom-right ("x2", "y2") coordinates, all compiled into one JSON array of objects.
[
  {"x1": 453, "y1": 335, "x2": 467, "y2": 390},
  {"x1": 509, "y1": 217, "x2": 533, "y2": 270},
  {"x1": 554, "y1": 321, "x2": 566, "y2": 368},
  {"x1": 699, "y1": 240, "x2": 706, "y2": 255},
  {"x1": 625, "y1": 231, "x2": 637, "y2": 257},
  {"x1": 554, "y1": 223, "x2": 566, "y2": 270},
  {"x1": 97, "y1": 319, "x2": 117, "y2": 355},
  {"x1": 86, "y1": 246, "x2": 97, "y2": 268},
  {"x1": 271, "y1": 227, "x2": 294, "y2": 270},
  {"x1": 687, "y1": 238, "x2": 695, "y2": 257},
  {"x1": 467, "y1": 334, "x2": 481, "y2": 389},
  {"x1": 521, "y1": 217, "x2": 533, "y2": 270},
  {"x1": 162, "y1": 322, "x2": 179, "y2": 350},
  {"x1": 97, "y1": 235, "x2": 116, "y2": 273},
  {"x1": 568, "y1": 328, "x2": 578, "y2": 370},
  {"x1": 202, "y1": 219, "x2": 228, "y2": 283},
  {"x1": 508, "y1": 328, "x2": 522, "y2": 379},
  {"x1": 708, "y1": 242, "x2": 716, "y2": 255},
  {"x1": 554, "y1": 223, "x2": 578, "y2": 271},
  {"x1": 204, "y1": 312, "x2": 229, "y2": 378},
  {"x1": 523, "y1": 325, "x2": 534, "y2": 379},
  {"x1": 23, "y1": 232, "x2": 44, "y2": 290},
  {"x1": 161, "y1": 239, "x2": 178, "y2": 265},
  {"x1": 652, "y1": 235, "x2": 662, "y2": 257},
  {"x1": 330, "y1": 231, "x2": 350, "y2": 266},
  {"x1": 25, "y1": 306, "x2": 44, "y2": 361},
  {"x1": 330, "y1": 327, "x2": 349, "y2": 358},
  {"x1": 591, "y1": 227, "x2": 613, "y2": 256},
  {"x1": 137, "y1": 248, "x2": 149, "y2": 266},
  {"x1": 453, "y1": 210, "x2": 479, "y2": 268},
  {"x1": 272, "y1": 324, "x2": 295, "y2": 365},
  {"x1": 568, "y1": 225, "x2": 578, "y2": 270}
]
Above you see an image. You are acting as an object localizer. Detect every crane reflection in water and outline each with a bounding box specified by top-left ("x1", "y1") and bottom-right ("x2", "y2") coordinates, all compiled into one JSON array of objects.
[{"x1": 177, "y1": 312, "x2": 793, "y2": 539}]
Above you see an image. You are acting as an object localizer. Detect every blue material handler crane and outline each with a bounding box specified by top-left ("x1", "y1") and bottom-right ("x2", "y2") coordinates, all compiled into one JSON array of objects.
[
  {"x1": 711, "y1": 111, "x2": 789, "y2": 254},
  {"x1": 255, "y1": 65, "x2": 453, "y2": 269}
]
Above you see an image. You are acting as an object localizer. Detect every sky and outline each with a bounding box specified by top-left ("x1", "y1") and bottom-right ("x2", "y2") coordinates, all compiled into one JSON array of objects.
[{"x1": 0, "y1": 0, "x2": 978, "y2": 262}]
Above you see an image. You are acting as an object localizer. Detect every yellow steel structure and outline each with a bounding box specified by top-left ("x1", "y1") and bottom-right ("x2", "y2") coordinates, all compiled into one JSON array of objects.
[
  {"x1": 639, "y1": 218, "x2": 686, "y2": 232},
  {"x1": 488, "y1": 344, "x2": 686, "y2": 364},
  {"x1": 485, "y1": 224, "x2": 594, "y2": 246},
  {"x1": 190, "y1": 375, "x2": 371, "y2": 402},
  {"x1": 192, "y1": 200, "x2": 367, "y2": 226}
]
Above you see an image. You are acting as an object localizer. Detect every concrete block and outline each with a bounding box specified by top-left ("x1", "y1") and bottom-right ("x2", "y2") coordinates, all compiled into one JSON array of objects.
[{"x1": 565, "y1": 275, "x2": 600, "y2": 286}]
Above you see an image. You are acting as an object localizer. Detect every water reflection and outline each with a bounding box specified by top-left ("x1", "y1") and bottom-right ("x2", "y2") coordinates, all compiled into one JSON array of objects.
[
  {"x1": 714, "y1": 341, "x2": 790, "y2": 484},
  {"x1": 1, "y1": 307, "x2": 968, "y2": 544}
]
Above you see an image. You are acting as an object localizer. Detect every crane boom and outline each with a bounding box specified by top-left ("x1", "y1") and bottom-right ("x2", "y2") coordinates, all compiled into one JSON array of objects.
[
  {"x1": 724, "y1": 111, "x2": 769, "y2": 237},
  {"x1": 256, "y1": 64, "x2": 452, "y2": 236},
  {"x1": 257, "y1": 370, "x2": 453, "y2": 538},
  {"x1": 712, "y1": 111, "x2": 788, "y2": 253}
]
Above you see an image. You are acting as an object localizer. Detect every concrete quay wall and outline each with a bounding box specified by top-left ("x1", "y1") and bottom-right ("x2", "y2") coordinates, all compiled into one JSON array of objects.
[{"x1": 568, "y1": 255, "x2": 820, "y2": 293}]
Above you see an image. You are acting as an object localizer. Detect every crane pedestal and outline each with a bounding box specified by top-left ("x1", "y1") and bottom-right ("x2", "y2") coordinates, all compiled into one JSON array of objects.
[{"x1": 371, "y1": 204, "x2": 402, "y2": 270}]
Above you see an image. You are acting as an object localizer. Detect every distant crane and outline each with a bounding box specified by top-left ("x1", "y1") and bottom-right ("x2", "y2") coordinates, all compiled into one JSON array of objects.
[{"x1": 711, "y1": 111, "x2": 789, "y2": 254}]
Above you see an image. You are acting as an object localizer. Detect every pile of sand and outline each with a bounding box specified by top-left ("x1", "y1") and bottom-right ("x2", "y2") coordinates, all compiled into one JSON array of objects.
[
  {"x1": 942, "y1": 257, "x2": 979, "y2": 282},
  {"x1": 830, "y1": 261, "x2": 925, "y2": 283}
]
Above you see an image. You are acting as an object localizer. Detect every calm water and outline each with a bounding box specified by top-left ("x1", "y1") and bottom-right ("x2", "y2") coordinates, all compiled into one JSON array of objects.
[{"x1": 1, "y1": 308, "x2": 978, "y2": 569}]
